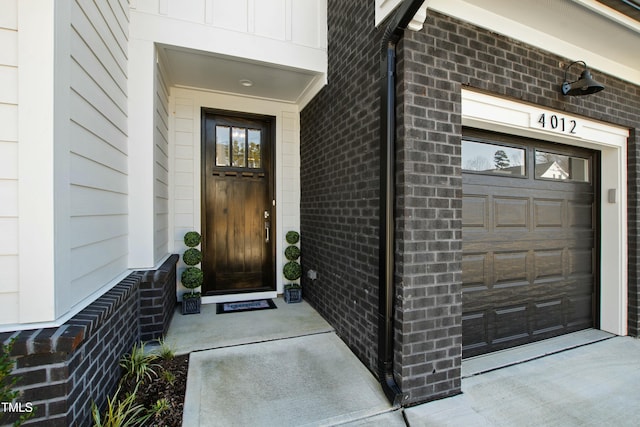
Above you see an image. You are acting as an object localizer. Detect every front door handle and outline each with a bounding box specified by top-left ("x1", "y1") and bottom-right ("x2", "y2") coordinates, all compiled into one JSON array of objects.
[{"x1": 265, "y1": 221, "x2": 271, "y2": 243}]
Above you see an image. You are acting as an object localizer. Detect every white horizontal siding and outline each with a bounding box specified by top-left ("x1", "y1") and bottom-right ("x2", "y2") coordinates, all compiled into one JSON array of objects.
[
  {"x1": 0, "y1": 0, "x2": 16, "y2": 250},
  {"x1": 0, "y1": 0, "x2": 19, "y2": 301},
  {"x1": 0, "y1": 293, "x2": 18, "y2": 324},
  {"x1": 0, "y1": 256, "x2": 18, "y2": 293},
  {"x1": 154, "y1": 52, "x2": 169, "y2": 261},
  {"x1": 0, "y1": 28, "x2": 17, "y2": 66},
  {"x1": 0, "y1": 65, "x2": 17, "y2": 104},
  {"x1": 0, "y1": 0, "x2": 17, "y2": 30},
  {"x1": 68, "y1": 0, "x2": 129, "y2": 304},
  {"x1": 70, "y1": 185, "x2": 128, "y2": 217},
  {"x1": 70, "y1": 215, "x2": 128, "y2": 248},
  {"x1": 70, "y1": 122, "x2": 127, "y2": 174}
]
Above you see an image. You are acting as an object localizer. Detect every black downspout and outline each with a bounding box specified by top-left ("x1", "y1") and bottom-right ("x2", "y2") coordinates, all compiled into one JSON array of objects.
[{"x1": 378, "y1": 0, "x2": 425, "y2": 406}]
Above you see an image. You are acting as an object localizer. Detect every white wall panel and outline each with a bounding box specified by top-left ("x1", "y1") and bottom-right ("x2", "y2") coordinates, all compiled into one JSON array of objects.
[
  {"x1": 0, "y1": 28, "x2": 17, "y2": 66},
  {"x1": 0, "y1": 0, "x2": 17, "y2": 30},
  {"x1": 0, "y1": 181, "x2": 17, "y2": 217},
  {"x1": 66, "y1": 0, "x2": 129, "y2": 306},
  {"x1": 0, "y1": 142, "x2": 17, "y2": 179},
  {"x1": 0, "y1": 218, "x2": 17, "y2": 254},
  {"x1": 211, "y1": 0, "x2": 248, "y2": 32},
  {"x1": 0, "y1": 104, "x2": 17, "y2": 142},
  {"x1": 0, "y1": 2, "x2": 19, "y2": 309},
  {"x1": 254, "y1": 0, "x2": 285, "y2": 40},
  {"x1": 154, "y1": 51, "x2": 170, "y2": 261},
  {"x1": 0, "y1": 256, "x2": 18, "y2": 293},
  {"x1": 0, "y1": 66, "x2": 17, "y2": 104}
]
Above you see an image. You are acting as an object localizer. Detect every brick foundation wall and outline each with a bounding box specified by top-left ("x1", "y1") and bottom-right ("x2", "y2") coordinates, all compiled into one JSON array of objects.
[
  {"x1": 301, "y1": 3, "x2": 640, "y2": 407},
  {"x1": 0, "y1": 255, "x2": 178, "y2": 426},
  {"x1": 140, "y1": 257, "x2": 179, "y2": 341}
]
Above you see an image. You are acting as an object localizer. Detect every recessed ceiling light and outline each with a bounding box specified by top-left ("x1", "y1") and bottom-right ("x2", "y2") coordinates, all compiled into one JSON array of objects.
[{"x1": 239, "y1": 79, "x2": 253, "y2": 87}]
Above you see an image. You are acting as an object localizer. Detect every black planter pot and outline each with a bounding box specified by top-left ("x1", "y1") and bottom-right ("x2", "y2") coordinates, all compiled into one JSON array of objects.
[
  {"x1": 284, "y1": 287, "x2": 302, "y2": 303},
  {"x1": 182, "y1": 295, "x2": 201, "y2": 314}
]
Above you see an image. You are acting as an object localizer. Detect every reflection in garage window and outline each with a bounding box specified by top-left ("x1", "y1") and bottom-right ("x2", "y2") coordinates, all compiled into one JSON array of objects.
[
  {"x1": 535, "y1": 151, "x2": 589, "y2": 182},
  {"x1": 462, "y1": 140, "x2": 525, "y2": 177}
]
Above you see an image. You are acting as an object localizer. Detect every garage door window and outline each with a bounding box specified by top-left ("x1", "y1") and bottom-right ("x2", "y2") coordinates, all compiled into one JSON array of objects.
[
  {"x1": 535, "y1": 150, "x2": 590, "y2": 182},
  {"x1": 462, "y1": 140, "x2": 526, "y2": 177}
]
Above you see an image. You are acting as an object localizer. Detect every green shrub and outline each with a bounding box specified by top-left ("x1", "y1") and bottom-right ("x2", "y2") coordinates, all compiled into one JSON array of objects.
[
  {"x1": 91, "y1": 384, "x2": 166, "y2": 427},
  {"x1": 183, "y1": 231, "x2": 201, "y2": 248},
  {"x1": 283, "y1": 261, "x2": 302, "y2": 281},
  {"x1": 181, "y1": 267, "x2": 203, "y2": 290},
  {"x1": 0, "y1": 339, "x2": 34, "y2": 426},
  {"x1": 183, "y1": 248, "x2": 202, "y2": 266},
  {"x1": 285, "y1": 231, "x2": 299, "y2": 245},
  {"x1": 119, "y1": 343, "x2": 160, "y2": 384},
  {"x1": 155, "y1": 337, "x2": 175, "y2": 360},
  {"x1": 284, "y1": 245, "x2": 301, "y2": 261}
]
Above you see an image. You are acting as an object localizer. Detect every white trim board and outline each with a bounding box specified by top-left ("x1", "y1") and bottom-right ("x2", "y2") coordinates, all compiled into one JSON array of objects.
[{"x1": 461, "y1": 88, "x2": 629, "y2": 336}]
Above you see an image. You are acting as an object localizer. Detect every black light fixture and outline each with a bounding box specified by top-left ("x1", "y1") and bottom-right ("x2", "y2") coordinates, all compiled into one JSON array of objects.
[{"x1": 561, "y1": 60, "x2": 604, "y2": 96}]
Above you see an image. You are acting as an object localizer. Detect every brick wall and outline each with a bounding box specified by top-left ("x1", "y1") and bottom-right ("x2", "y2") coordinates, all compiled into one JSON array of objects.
[
  {"x1": 300, "y1": 0, "x2": 383, "y2": 370},
  {"x1": 396, "y1": 10, "x2": 640, "y2": 403},
  {"x1": 302, "y1": 3, "x2": 640, "y2": 407},
  {"x1": 0, "y1": 255, "x2": 178, "y2": 426}
]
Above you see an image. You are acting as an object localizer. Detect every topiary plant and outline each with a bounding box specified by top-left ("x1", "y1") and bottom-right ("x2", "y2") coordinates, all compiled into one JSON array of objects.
[
  {"x1": 284, "y1": 245, "x2": 301, "y2": 261},
  {"x1": 285, "y1": 231, "x2": 300, "y2": 245},
  {"x1": 182, "y1": 267, "x2": 203, "y2": 291},
  {"x1": 184, "y1": 231, "x2": 201, "y2": 248},
  {"x1": 183, "y1": 248, "x2": 202, "y2": 266},
  {"x1": 181, "y1": 231, "x2": 203, "y2": 306},
  {"x1": 283, "y1": 261, "x2": 302, "y2": 281}
]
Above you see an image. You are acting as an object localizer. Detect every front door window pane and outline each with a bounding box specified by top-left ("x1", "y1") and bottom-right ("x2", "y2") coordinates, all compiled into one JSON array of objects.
[
  {"x1": 248, "y1": 129, "x2": 261, "y2": 168},
  {"x1": 232, "y1": 127, "x2": 246, "y2": 167},
  {"x1": 216, "y1": 126, "x2": 230, "y2": 166}
]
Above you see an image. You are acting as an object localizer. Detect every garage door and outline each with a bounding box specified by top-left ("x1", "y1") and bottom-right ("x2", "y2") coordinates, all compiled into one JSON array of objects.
[{"x1": 462, "y1": 130, "x2": 598, "y2": 358}]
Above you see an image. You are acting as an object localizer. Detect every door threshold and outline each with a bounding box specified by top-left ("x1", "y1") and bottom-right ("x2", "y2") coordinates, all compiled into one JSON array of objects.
[{"x1": 201, "y1": 291, "x2": 278, "y2": 305}]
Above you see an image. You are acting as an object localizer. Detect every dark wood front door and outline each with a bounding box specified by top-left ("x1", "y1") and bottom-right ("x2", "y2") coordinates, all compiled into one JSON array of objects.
[
  {"x1": 201, "y1": 110, "x2": 275, "y2": 295},
  {"x1": 462, "y1": 130, "x2": 599, "y2": 358}
]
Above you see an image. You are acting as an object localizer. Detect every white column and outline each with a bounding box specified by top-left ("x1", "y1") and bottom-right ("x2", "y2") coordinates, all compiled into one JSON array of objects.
[
  {"x1": 17, "y1": 0, "x2": 57, "y2": 322},
  {"x1": 128, "y1": 39, "x2": 157, "y2": 268}
]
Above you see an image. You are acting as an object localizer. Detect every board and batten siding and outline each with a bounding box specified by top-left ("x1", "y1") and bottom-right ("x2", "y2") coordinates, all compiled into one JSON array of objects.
[
  {"x1": 154, "y1": 52, "x2": 170, "y2": 261},
  {"x1": 68, "y1": 0, "x2": 129, "y2": 304},
  {"x1": 170, "y1": 89, "x2": 300, "y2": 296},
  {"x1": 133, "y1": 0, "x2": 326, "y2": 51},
  {"x1": 0, "y1": 0, "x2": 19, "y2": 323}
]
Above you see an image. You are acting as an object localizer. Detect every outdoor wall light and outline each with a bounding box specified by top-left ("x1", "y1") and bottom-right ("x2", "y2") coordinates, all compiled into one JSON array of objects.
[{"x1": 561, "y1": 61, "x2": 604, "y2": 96}]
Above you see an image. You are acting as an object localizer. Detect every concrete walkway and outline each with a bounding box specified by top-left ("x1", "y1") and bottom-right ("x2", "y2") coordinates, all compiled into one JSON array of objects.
[{"x1": 166, "y1": 300, "x2": 640, "y2": 426}]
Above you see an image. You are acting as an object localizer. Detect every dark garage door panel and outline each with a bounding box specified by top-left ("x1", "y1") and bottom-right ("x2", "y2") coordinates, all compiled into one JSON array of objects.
[{"x1": 462, "y1": 138, "x2": 596, "y2": 358}]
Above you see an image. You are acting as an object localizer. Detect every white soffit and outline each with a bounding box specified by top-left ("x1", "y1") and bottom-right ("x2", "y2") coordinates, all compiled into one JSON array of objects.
[
  {"x1": 427, "y1": 0, "x2": 640, "y2": 86},
  {"x1": 158, "y1": 45, "x2": 325, "y2": 106}
]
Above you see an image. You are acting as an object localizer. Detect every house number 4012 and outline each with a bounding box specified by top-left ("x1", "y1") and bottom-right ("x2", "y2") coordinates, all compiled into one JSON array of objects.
[{"x1": 535, "y1": 113, "x2": 578, "y2": 134}]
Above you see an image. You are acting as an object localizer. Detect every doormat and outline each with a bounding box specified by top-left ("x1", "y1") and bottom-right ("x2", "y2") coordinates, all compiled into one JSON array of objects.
[{"x1": 216, "y1": 299, "x2": 277, "y2": 314}]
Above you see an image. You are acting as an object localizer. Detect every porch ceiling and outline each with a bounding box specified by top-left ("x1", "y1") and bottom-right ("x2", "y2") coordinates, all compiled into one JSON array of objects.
[{"x1": 158, "y1": 44, "x2": 323, "y2": 104}]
